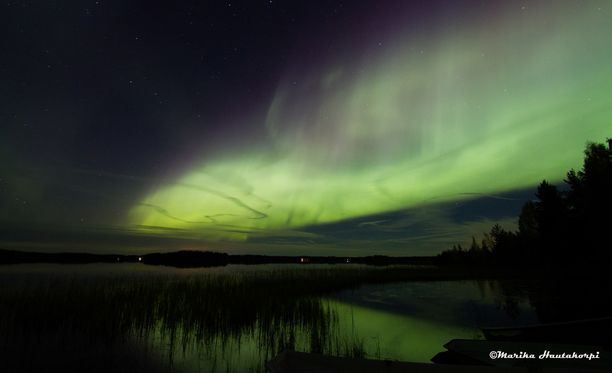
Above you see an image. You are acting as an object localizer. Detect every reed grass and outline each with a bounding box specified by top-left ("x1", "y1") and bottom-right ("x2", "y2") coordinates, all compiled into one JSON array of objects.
[{"x1": 1, "y1": 264, "x2": 445, "y2": 372}]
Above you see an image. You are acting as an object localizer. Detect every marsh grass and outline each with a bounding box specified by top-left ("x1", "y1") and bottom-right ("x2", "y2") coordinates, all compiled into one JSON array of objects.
[
  {"x1": 0, "y1": 265, "x2": 447, "y2": 372},
  {"x1": 2, "y1": 263, "x2": 558, "y2": 371}
]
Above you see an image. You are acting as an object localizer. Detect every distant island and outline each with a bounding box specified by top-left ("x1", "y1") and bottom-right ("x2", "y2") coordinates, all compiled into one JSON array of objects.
[{"x1": 0, "y1": 248, "x2": 434, "y2": 268}]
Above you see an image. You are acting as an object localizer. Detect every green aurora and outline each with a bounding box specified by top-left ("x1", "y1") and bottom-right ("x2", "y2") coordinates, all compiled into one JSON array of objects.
[{"x1": 128, "y1": 2, "x2": 612, "y2": 243}]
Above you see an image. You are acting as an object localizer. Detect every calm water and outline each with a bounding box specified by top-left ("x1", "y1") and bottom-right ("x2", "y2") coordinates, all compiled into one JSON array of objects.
[{"x1": 0, "y1": 263, "x2": 538, "y2": 372}]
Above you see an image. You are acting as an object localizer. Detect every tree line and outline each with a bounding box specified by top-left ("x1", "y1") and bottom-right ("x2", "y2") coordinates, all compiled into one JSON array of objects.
[{"x1": 437, "y1": 138, "x2": 612, "y2": 266}]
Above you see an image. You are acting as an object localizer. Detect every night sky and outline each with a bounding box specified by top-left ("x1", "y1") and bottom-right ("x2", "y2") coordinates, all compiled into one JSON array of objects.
[{"x1": 1, "y1": 1, "x2": 611, "y2": 255}]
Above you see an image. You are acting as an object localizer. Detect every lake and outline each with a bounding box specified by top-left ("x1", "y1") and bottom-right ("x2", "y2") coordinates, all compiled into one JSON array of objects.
[{"x1": 0, "y1": 263, "x2": 549, "y2": 372}]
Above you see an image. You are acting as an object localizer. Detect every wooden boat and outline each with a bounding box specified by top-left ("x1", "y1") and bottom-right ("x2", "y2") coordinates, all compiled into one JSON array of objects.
[{"x1": 481, "y1": 316, "x2": 612, "y2": 345}]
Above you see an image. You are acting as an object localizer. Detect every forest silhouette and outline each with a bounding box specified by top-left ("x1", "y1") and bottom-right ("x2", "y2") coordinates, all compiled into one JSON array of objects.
[{"x1": 438, "y1": 138, "x2": 612, "y2": 266}]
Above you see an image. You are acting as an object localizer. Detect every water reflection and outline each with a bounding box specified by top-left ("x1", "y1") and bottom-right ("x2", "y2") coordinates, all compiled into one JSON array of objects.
[
  {"x1": 325, "y1": 300, "x2": 478, "y2": 363},
  {"x1": 331, "y1": 281, "x2": 539, "y2": 327},
  {"x1": 0, "y1": 264, "x2": 554, "y2": 372}
]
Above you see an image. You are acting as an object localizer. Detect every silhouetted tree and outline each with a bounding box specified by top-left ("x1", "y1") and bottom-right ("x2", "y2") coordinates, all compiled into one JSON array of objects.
[
  {"x1": 488, "y1": 224, "x2": 520, "y2": 264},
  {"x1": 518, "y1": 139, "x2": 612, "y2": 263},
  {"x1": 562, "y1": 140, "x2": 612, "y2": 261},
  {"x1": 438, "y1": 137, "x2": 611, "y2": 266},
  {"x1": 518, "y1": 201, "x2": 538, "y2": 237},
  {"x1": 469, "y1": 236, "x2": 479, "y2": 251},
  {"x1": 532, "y1": 180, "x2": 572, "y2": 261}
]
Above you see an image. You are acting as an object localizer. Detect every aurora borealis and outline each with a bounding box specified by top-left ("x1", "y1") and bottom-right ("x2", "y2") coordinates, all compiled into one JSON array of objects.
[{"x1": 2, "y1": 1, "x2": 611, "y2": 255}]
